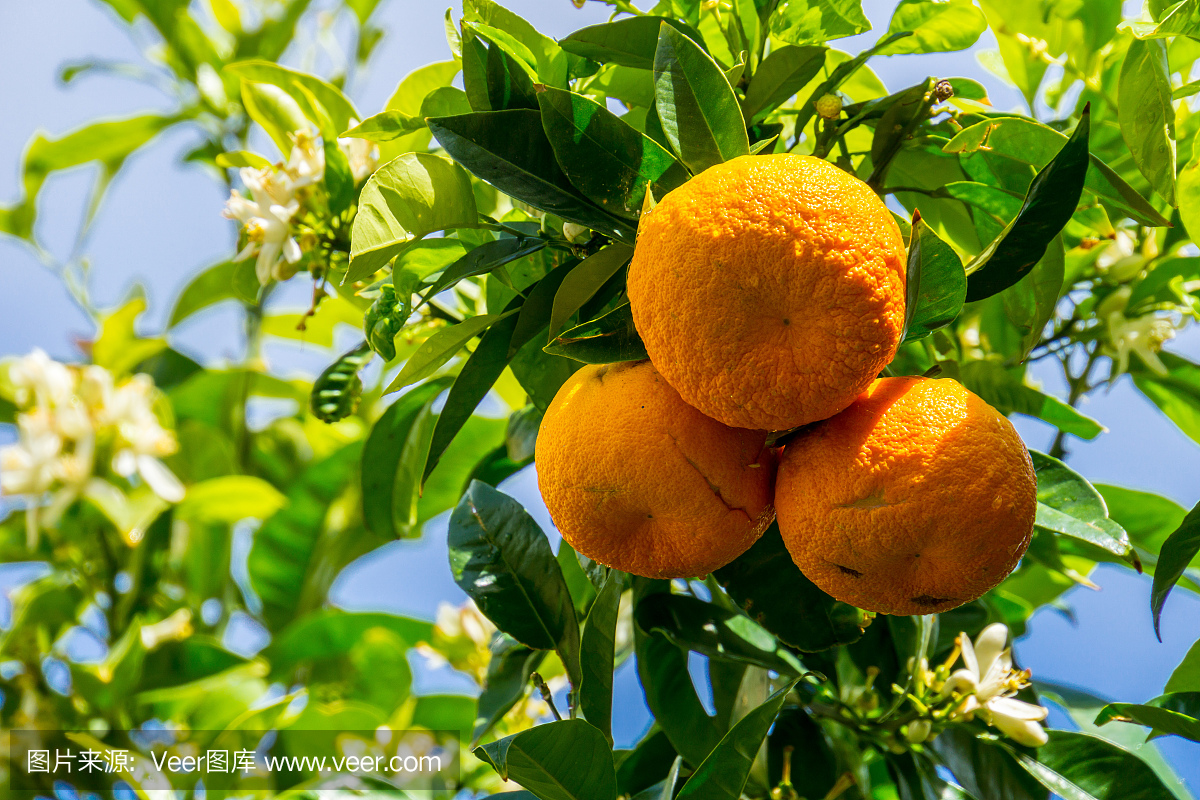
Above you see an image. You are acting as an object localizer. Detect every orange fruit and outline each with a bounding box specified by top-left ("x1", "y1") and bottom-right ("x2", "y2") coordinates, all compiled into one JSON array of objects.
[
  {"x1": 775, "y1": 377, "x2": 1036, "y2": 615},
  {"x1": 627, "y1": 153, "x2": 907, "y2": 431},
  {"x1": 535, "y1": 360, "x2": 776, "y2": 579}
]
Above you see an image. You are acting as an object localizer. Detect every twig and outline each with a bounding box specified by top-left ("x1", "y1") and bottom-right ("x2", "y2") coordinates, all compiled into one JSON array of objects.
[{"x1": 531, "y1": 672, "x2": 563, "y2": 721}]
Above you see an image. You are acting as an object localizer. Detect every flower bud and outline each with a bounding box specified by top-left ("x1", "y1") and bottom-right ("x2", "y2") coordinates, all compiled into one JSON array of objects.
[
  {"x1": 563, "y1": 222, "x2": 591, "y2": 244},
  {"x1": 904, "y1": 719, "x2": 932, "y2": 744}
]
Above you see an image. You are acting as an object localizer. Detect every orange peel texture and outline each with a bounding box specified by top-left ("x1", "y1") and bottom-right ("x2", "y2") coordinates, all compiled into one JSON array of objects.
[
  {"x1": 536, "y1": 360, "x2": 776, "y2": 579},
  {"x1": 628, "y1": 154, "x2": 907, "y2": 431},
  {"x1": 775, "y1": 377, "x2": 1037, "y2": 615}
]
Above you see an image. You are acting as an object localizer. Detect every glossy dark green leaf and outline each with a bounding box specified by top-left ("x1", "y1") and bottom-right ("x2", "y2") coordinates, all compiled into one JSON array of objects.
[
  {"x1": 769, "y1": 0, "x2": 871, "y2": 45},
  {"x1": 636, "y1": 627, "x2": 724, "y2": 766},
  {"x1": 448, "y1": 481, "x2": 580, "y2": 683},
  {"x1": 549, "y1": 244, "x2": 634, "y2": 338},
  {"x1": 964, "y1": 109, "x2": 1090, "y2": 302},
  {"x1": 1030, "y1": 450, "x2": 1133, "y2": 560},
  {"x1": 617, "y1": 728, "x2": 680, "y2": 796},
  {"x1": 560, "y1": 16, "x2": 706, "y2": 71},
  {"x1": 428, "y1": 110, "x2": 636, "y2": 242},
  {"x1": 1002, "y1": 234, "x2": 1065, "y2": 359},
  {"x1": 1132, "y1": 352, "x2": 1200, "y2": 446},
  {"x1": 676, "y1": 678, "x2": 799, "y2": 800},
  {"x1": 1118, "y1": 38, "x2": 1176, "y2": 205},
  {"x1": 1016, "y1": 730, "x2": 1178, "y2": 800},
  {"x1": 1151, "y1": 498, "x2": 1200, "y2": 640},
  {"x1": 472, "y1": 24, "x2": 540, "y2": 111},
  {"x1": 538, "y1": 86, "x2": 687, "y2": 219},
  {"x1": 473, "y1": 633, "x2": 548, "y2": 746},
  {"x1": 944, "y1": 115, "x2": 1170, "y2": 229},
  {"x1": 742, "y1": 45, "x2": 827, "y2": 122},
  {"x1": 247, "y1": 442, "x2": 365, "y2": 632},
  {"x1": 421, "y1": 264, "x2": 573, "y2": 484},
  {"x1": 476, "y1": 719, "x2": 617, "y2": 800},
  {"x1": 653, "y1": 23, "x2": 749, "y2": 173},
  {"x1": 879, "y1": 0, "x2": 986, "y2": 54},
  {"x1": 347, "y1": 152, "x2": 478, "y2": 282},
  {"x1": 933, "y1": 726, "x2": 1048, "y2": 800},
  {"x1": 636, "y1": 593, "x2": 804, "y2": 675},
  {"x1": 714, "y1": 523, "x2": 863, "y2": 652},
  {"x1": 767, "y1": 707, "x2": 838, "y2": 798},
  {"x1": 1095, "y1": 693, "x2": 1200, "y2": 742},
  {"x1": 544, "y1": 303, "x2": 648, "y2": 364},
  {"x1": 579, "y1": 571, "x2": 622, "y2": 743},
  {"x1": 901, "y1": 212, "x2": 966, "y2": 342},
  {"x1": 959, "y1": 361, "x2": 1104, "y2": 440},
  {"x1": 361, "y1": 377, "x2": 452, "y2": 539},
  {"x1": 420, "y1": 238, "x2": 546, "y2": 307}
]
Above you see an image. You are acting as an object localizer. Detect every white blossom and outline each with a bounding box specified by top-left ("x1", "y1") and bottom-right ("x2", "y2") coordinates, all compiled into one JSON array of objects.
[
  {"x1": 337, "y1": 125, "x2": 379, "y2": 183},
  {"x1": 943, "y1": 623, "x2": 1049, "y2": 747}
]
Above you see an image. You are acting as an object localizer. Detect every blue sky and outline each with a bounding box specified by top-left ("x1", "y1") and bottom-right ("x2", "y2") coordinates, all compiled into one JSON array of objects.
[{"x1": 1, "y1": 0, "x2": 1199, "y2": 791}]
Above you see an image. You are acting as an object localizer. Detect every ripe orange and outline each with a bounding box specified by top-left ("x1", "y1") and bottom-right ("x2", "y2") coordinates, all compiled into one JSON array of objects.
[
  {"x1": 775, "y1": 377, "x2": 1036, "y2": 615},
  {"x1": 535, "y1": 360, "x2": 776, "y2": 579},
  {"x1": 627, "y1": 153, "x2": 907, "y2": 431}
]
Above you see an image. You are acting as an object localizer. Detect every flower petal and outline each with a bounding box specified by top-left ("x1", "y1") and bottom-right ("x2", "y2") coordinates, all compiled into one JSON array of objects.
[{"x1": 137, "y1": 454, "x2": 186, "y2": 503}]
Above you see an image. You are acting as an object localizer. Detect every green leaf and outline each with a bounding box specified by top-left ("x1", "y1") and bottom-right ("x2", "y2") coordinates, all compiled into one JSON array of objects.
[
  {"x1": 944, "y1": 115, "x2": 1170, "y2": 229},
  {"x1": 225, "y1": 60, "x2": 359, "y2": 135},
  {"x1": 422, "y1": 263, "x2": 574, "y2": 484},
  {"x1": 932, "y1": 727, "x2": 1047, "y2": 800},
  {"x1": 92, "y1": 295, "x2": 167, "y2": 375},
  {"x1": 1151, "y1": 498, "x2": 1200, "y2": 639},
  {"x1": 384, "y1": 314, "x2": 513, "y2": 394},
  {"x1": 264, "y1": 609, "x2": 433, "y2": 675},
  {"x1": 1132, "y1": 352, "x2": 1200, "y2": 446},
  {"x1": 1016, "y1": 730, "x2": 1179, "y2": 800},
  {"x1": 742, "y1": 44, "x2": 827, "y2": 122},
  {"x1": 428, "y1": 110, "x2": 636, "y2": 242},
  {"x1": 901, "y1": 212, "x2": 967, "y2": 342},
  {"x1": 0, "y1": 113, "x2": 176, "y2": 242},
  {"x1": 341, "y1": 110, "x2": 426, "y2": 142},
  {"x1": 470, "y1": 23, "x2": 541, "y2": 111},
  {"x1": 561, "y1": 16, "x2": 706, "y2": 70},
  {"x1": 1001, "y1": 234, "x2": 1065, "y2": 359},
  {"x1": 636, "y1": 627, "x2": 724, "y2": 766},
  {"x1": 247, "y1": 442, "x2": 366, "y2": 632},
  {"x1": 361, "y1": 377, "x2": 453, "y2": 539},
  {"x1": 1177, "y1": 137, "x2": 1200, "y2": 249},
  {"x1": 1128, "y1": 0, "x2": 1200, "y2": 39},
  {"x1": 636, "y1": 593, "x2": 804, "y2": 676},
  {"x1": 420, "y1": 237, "x2": 546, "y2": 304},
  {"x1": 579, "y1": 571, "x2": 622, "y2": 743},
  {"x1": 1031, "y1": 450, "x2": 1132, "y2": 559},
  {"x1": 1095, "y1": 694, "x2": 1200, "y2": 742},
  {"x1": 965, "y1": 109, "x2": 1090, "y2": 302},
  {"x1": 463, "y1": 0, "x2": 566, "y2": 85},
  {"x1": 175, "y1": 476, "x2": 286, "y2": 525},
  {"x1": 544, "y1": 302, "x2": 648, "y2": 364},
  {"x1": 768, "y1": 708, "x2": 838, "y2": 799},
  {"x1": 676, "y1": 678, "x2": 800, "y2": 800},
  {"x1": 474, "y1": 634, "x2": 548, "y2": 746},
  {"x1": 448, "y1": 481, "x2": 581, "y2": 684},
  {"x1": 714, "y1": 523, "x2": 863, "y2": 652},
  {"x1": 653, "y1": 22, "x2": 750, "y2": 174},
  {"x1": 475, "y1": 719, "x2": 617, "y2": 800},
  {"x1": 879, "y1": 0, "x2": 987, "y2": 54},
  {"x1": 959, "y1": 361, "x2": 1104, "y2": 440},
  {"x1": 215, "y1": 150, "x2": 272, "y2": 169},
  {"x1": 769, "y1": 0, "x2": 871, "y2": 45},
  {"x1": 537, "y1": 86, "x2": 688, "y2": 219},
  {"x1": 617, "y1": 729, "x2": 680, "y2": 797},
  {"x1": 167, "y1": 261, "x2": 259, "y2": 328},
  {"x1": 1118, "y1": 38, "x2": 1176, "y2": 205},
  {"x1": 549, "y1": 244, "x2": 634, "y2": 338},
  {"x1": 347, "y1": 152, "x2": 478, "y2": 283}
]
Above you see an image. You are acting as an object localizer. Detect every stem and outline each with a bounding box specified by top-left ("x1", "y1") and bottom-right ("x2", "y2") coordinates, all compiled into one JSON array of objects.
[
  {"x1": 531, "y1": 672, "x2": 563, "y2": 721},
  {"x1": 1048, "y1": 346, "x2": 1100, "y2": 459}
]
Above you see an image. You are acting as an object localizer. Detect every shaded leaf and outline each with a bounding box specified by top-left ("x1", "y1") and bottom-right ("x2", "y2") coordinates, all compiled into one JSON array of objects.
[
  {"x1": 476, "y1": 719, "x2": 617, "y2": 800},
  {"x1": 1151, "y1": 498, "x2": 1200, "y2": 640},
  {"x1": 579, "y1": 571, "x2": 622, "y2": 743},
  {"x1": 901, "y1": 212, "x2": 967, "y2": 342},
  {"x1": 1014, "y1": 730, "x2": 1178, "y2": 800},
  {"x1": 1118, "y1": 38, "x2": 1176, "y2": 205},
  {"x1": 959, "y1": 361, "x2": 1104, "y2": 440},
  {"x1": 1095, "y1": 694, "x2": 1200, "y2": 742},
  {"x1": 561, "y1": 16, "x2": 706, "y2": 70},
  {"x1": 473, "y1": 634, "x2": 548, "y2": 746},
  {"x1": 549, "y1": 244, "x2": 634, "y2": 338},
  {"x1": 742, "y1": 45, "x2": 827, "y2": 122},
  {"x1": 544, "y1": 302, "x2": 648, "y2": 364}
]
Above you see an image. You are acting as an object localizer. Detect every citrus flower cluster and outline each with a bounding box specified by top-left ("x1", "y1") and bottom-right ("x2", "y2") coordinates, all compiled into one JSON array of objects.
[
  {"x1": 222, "y1": 128, "x2": 378, "y2": 286},
  {"x1": 911, "y1": 623, "x2": 1049, "y2": 747},
  {"x1": 0, "y1": 350, "x2": 184, "y2": 544}
]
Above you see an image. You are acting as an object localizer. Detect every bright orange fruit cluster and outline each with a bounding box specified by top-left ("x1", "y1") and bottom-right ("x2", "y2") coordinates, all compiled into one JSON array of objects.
[{"x1": 535, "y1": 154, "x2": 1037, "y2": 614}]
